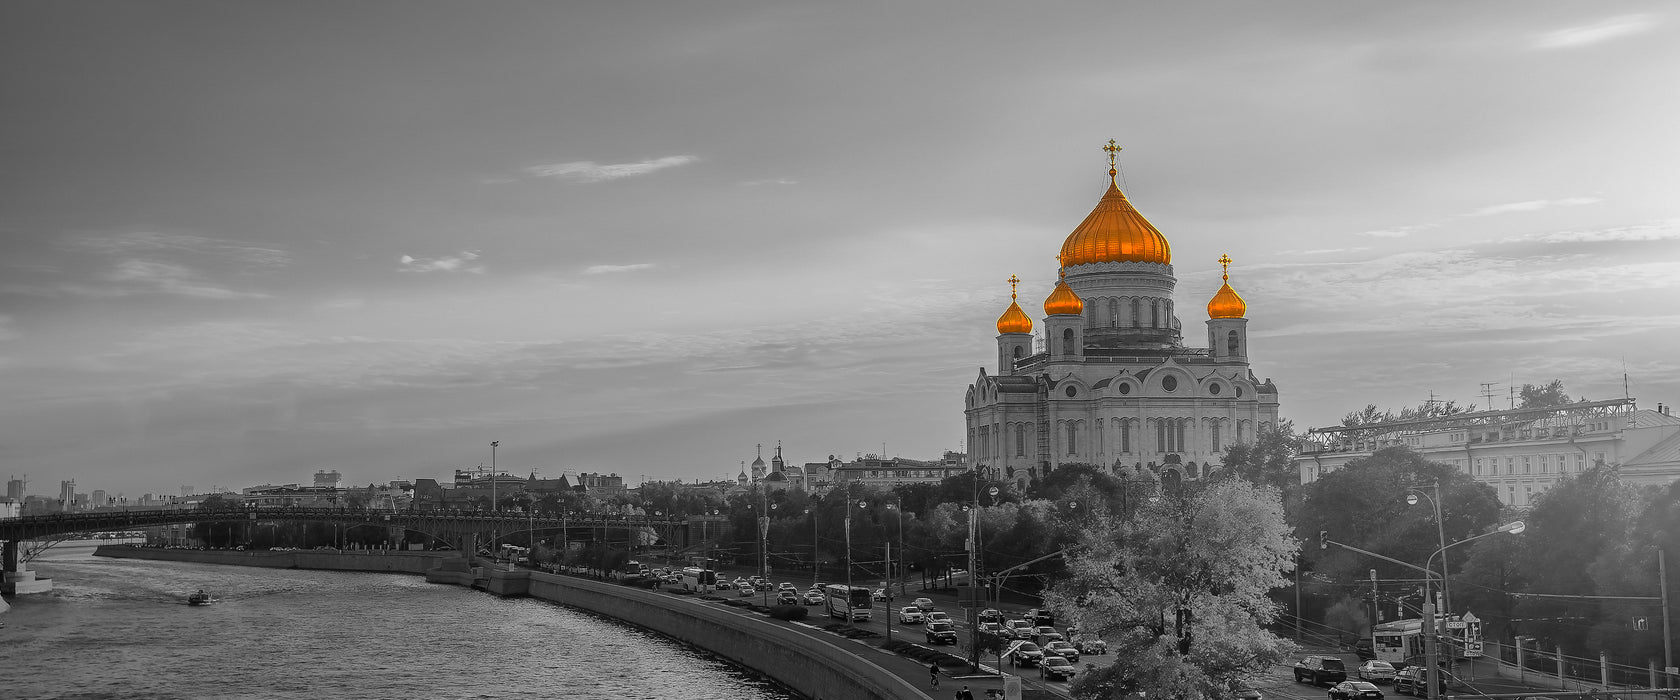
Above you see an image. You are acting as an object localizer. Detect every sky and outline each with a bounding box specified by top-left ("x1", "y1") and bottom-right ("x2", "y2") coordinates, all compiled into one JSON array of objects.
[{"x1": 2, "y1": 2, "x2": 1677, "y2": 499}]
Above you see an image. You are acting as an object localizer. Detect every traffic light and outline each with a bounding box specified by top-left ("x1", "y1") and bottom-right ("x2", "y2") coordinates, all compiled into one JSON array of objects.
[{"x1": 1319, "y1": 530, "x2": 1328, "y2": 550}]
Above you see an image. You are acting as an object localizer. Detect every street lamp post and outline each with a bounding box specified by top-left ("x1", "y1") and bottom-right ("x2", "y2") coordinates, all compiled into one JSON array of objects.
[
  {"x1": 805, "y1": 507, "x2": 818, "y2": 587},
  {"x1": 1406, "y1": 483, "x2": 1449, "y2": 612},
  {"x1": 490, "y1": 441, "x2": 499, "y2": 513},
  {"x1": 1419, "y1": 520, "x2": 1525, "y2": 700}
]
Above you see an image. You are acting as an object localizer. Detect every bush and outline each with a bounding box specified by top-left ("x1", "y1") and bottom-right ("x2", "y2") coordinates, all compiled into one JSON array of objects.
[{"x1": 769, "y1": 605, "x2": 809, "y2": 621}]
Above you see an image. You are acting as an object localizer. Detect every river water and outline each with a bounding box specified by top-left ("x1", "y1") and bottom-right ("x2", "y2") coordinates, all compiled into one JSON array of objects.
[{"x1": 1, "y1": 544, "x2": 798, "y2": 700}]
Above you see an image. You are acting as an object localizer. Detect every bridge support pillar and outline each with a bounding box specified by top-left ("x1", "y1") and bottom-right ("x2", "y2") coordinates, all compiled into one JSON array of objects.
[{"x1": 2, "y1": 539, "x2": 54, "y2": 596}]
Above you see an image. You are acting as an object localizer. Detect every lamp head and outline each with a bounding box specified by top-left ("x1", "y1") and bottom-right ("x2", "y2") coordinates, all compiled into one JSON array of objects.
[
  {"x1": 1499, "y1": 520, "x2": 1526, "y2": 534},
  {"x1": 1406, "y1": 493, "x2": 1419, "y2": 506}
]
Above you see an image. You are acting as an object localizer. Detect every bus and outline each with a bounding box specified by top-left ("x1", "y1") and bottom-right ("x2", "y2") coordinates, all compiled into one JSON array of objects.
[
  {"x1": 681, "y1": 566, "x2": 717, "y2": 593},
  {"x1": 824, "y1": 584, "x2": 873, "y2": 622},
  {"x1": 1372, "y1": 612, "x2": 1482, "y2": 665}
]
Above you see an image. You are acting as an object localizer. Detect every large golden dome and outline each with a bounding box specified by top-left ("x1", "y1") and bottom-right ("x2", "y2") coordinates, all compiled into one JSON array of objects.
[
  {"x1": 1058, "y1": 178, "x2": 1171, "y2": 267},
  {"x1": 1043, "y1": 270, "x2": 1084, "y2": 316},
  {"x1": 996, "y1": 275, "x2": 1034, "y2": 334},
  {"x1": 1207, "y1": 254, "x2": 1247, "y2": 319}
]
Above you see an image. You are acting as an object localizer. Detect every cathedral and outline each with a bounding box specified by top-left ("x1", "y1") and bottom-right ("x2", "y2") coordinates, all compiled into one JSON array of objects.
[{"x1": 964, "y1": 143, "x2": 1281, "y2": 490}]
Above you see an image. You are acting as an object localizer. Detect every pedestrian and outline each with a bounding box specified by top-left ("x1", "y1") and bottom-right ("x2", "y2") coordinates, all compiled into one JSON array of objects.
[
  {"x1": 929, "y1": 662, "x2": 940, "y2": 689},
  {"x1": 956, "y1": 685, "x2": 974, "y2": 700}
]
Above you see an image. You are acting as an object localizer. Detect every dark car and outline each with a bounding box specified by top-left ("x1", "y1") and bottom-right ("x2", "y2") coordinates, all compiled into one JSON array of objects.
[
  {"x1": 1394, "y1": 666, "x2": 1444, "y2": 697},
  {"x1": 1040, "y1": 655, "x2": 1077, "y2": 681},
  {"x1": 926, "y1": 621, "x2": 958, "y2": 645},
  {"x1": 1295, "y1": 656, "x2": 1348, "y2": 686},
  {"x1": 1043, "y1": 640, "x2": 1080, "y2": 663},
  {"x1": 1009, "y1": 642, "x2": 1046, "y2": 668},
  {"x1": 776, "y1": 591, "x2": 799, "y2": 605},
  {"x1": 1329, "y1": 681, "x2": 1385, "y2": 700},
  {"x1": 1233, "y1": 683, "x2": 1262, "y2": 700}
]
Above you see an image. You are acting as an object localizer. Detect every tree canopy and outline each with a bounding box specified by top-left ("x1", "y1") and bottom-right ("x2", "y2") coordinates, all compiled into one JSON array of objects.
[
  {"x1": 1046, "y1": 478, "x2": 1298, "y2": 700},
  {"x1": 1518, "y1": 379, "x2": 1571, "y2": 409}
]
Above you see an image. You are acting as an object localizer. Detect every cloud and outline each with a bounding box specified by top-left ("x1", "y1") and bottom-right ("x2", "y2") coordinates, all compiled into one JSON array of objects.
[
  {"x1": 1467, "y1": 197, "x2": 1602, "y2": 217},
  {"x1": 741, "y1": 178, "x2": 799, "y2": 186},
  {"x1": 1534, "y1": 14, "x2": 1655, "y2": 49},
  {"x1": 1500, "y1": 220, "x2": 1680, "y2": 244},
  {"x1": 525, "y1": 155, "x2": 699, "y2": 183},
  {"x1": 104, "y1": 259, "x2": 270, "y2": 299},
  {"x1": 1358, "y1": 224, "x2": 1435, "y2": 238},
  {"x1": 73, "y1": 231, "x2": 290, "y2": 268},
  {"x1": 0, "y1": 314, "x2": 18, "y2": 341},
  {"x1": 399, "y1": 251, "x2": 484, "y2": 273},
  {"x1": 582, "y1": 263, "x2": 655, "y2": 275}
]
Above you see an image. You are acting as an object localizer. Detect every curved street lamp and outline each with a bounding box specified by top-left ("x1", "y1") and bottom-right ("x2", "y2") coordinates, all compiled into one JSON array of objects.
[{"x1": 1406, "y1": 484, "x2": 1449, "y2": 611}]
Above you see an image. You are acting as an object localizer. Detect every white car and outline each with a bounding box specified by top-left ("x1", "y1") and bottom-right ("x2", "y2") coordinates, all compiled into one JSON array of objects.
[
  {"x1": 926, "y1": 611, "x2": 951, "y2": 624},
  {"x1": 802, "y1": 589, "x2": 825, "y2": 605},
  {"x1": 1357, "y1": 660, "x2": 1396, "y2": 683},
  {"x1": 899, "y1": 606, "x2": 926, "y2": 624}
]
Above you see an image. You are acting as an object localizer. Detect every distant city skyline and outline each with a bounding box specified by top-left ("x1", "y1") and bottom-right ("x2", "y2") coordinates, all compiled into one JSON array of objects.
[{"x1": 3, "y1": 3, "x2": 1676, "y2": 497}]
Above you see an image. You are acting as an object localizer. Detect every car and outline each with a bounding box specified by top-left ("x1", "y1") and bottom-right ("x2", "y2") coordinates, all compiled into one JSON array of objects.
[
  {"x1": 1026, "y1": 607, "x2": 1055, "y2": 625},
  {"x1": 714, "y1": 580, "x2": 733, "y2": 590},
  {"x1": 1009, "y1": 642, "x2": 1045, "y2": 668},
  {"x1": 1034, "y1": 626, "x2": 1065, "y2": 644},
  {"x1": 1329, "y1": 681, "x2": 1385, "y2": 700},
  {"x1": 1005, "y1": 619, "x2": 1035, "y2": 639},
  {"x1": 872, "y1": 588, "x2": 888, "y2": 601},
  {"x1": 899, "y1": 606, "x2": 925, "y2": 624},
  {"x1": 732, "y1": 577, "x2": 751, "y2": 588},
  {"x1": 926, "y1": 611, "x2": 951, "y2": 624},
  {"x1": 753, "y1": 581, "x2": 773, "y2": 591},
  {"x1": 1040, "y1": 655, "x2": 1077, "y2": 681},
  {"x1": 802, "y1": 589, "x2": 824, "y2": 605},
  {"x1": 926, "y1": 621, "x2": 958, "y2": 645},
  {"x1": 1073, "y1": 635, "x2": 1108, "y2": 655},
  {"x1": 777, "y1": 582, "x2": 797, "y2": 592},
  {"x1": 1355, "y1": 640, "x2": 1376, "y2": 661},
  {"x1": 738, "y1": 585, "x2": 755, "y2": 597},
  {"x1": 978, "y1": 608, "x2": 1003, "y2": 623},
  {"x1": 1392, "y1": 668, "x2": 1418, "y2": 695},
  {"x1": 977, "y1": 621, "x2": 1006, "y2": 636},
  {"x1": 912, "y1": 597, "x2": 936, "y2": 611},
  {"x1": 775, "y1": 591, "x2": 799, "y2": 605},
  {"x1": 1295, "y1": 655, "x2": 1348, "y2": 686},
  {"x1": 1358, "y1": 660, "x2": 1396, "y2": 684},
  {"x1": 1043, "y1": 640, "x2": 1080, "y2": 662},
  {"x1": 1233, "y1": 682, "x2": 1262, "y2": 700}
]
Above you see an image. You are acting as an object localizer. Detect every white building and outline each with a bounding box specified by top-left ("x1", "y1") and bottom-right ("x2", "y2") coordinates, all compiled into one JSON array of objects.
[
  {"x1": 1297, "y1": 399, "x2": 1680, "y2": 507},
  {"x1": 964, "y1": 147, "x2": 1282, "y2": 491}
]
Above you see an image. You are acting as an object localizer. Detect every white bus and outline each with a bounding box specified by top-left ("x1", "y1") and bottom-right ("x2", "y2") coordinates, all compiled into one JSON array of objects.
[
  {"x1": 1372, "y1": 613, "x2": 1482, "y2": 665},
  {"x1": 681, "y1": 566, "x2": 716, "y2": 593},
  {"x1": 824, "y1": 584, "x2": 873, "y2": 622}
]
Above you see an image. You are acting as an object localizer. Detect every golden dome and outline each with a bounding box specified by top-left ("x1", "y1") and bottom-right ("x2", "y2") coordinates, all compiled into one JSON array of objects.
[
  {"x1": 1043, "y1": 269, "x2": 1084, "y2": 316},
  {"x1": 1059, "y1": 143, "x2": 1170, "y2": 267},
  {"x1": 996, "y1": 274, "x2": 1033, "y2": 334},
  {"x1": 1207, "y1": 253, "x2": 1247, "y2": 319}
]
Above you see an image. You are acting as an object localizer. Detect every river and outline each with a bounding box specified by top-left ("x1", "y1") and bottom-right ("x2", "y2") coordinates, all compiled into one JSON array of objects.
[{"x1": 0, "y1": 543, "x2": 799, "y2": 700}]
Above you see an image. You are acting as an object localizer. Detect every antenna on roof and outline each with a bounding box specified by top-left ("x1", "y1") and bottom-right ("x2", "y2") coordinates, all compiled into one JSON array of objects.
[
  {"x1": 1623, "y1": 357, "x2": 1631, "y2": 402},
  {"x1": 1480, "y1": 382, "x2": 1498, "y2": 410}
]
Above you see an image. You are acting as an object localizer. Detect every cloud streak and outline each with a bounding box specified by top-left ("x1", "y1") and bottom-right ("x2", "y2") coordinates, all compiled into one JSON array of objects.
[
  {"x1": 1467, "y1": 197, "x2": 1601, "y2": 217},
  {"x1": 399, "y1": 251, "x2": 485, "y2": 273},
  {"x1": 583, "y1": 263, "x2": 655, "y2": 275},
  {"x1": 526, "y1": 155, "x2": 698, "y2": 183},
  {"x1": 1534, "y1": 14, "x2": 1655, "y2": 49}
]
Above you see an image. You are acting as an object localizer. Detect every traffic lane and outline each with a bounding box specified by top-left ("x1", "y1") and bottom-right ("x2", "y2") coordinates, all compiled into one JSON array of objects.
[{"x1": 856, "y1": 602, "x2": 1078, "y2": 698}]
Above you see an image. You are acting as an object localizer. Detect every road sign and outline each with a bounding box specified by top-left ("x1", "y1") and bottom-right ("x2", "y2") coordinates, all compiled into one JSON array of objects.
[{"x1": 1446, "y1": 621, "x2": 1466, "y2": 629}]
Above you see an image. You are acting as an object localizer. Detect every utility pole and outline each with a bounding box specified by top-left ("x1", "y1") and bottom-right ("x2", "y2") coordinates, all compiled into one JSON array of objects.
[
  {"x1": 490, "y1": 441, "x2": 499, "y2": 513},
  {"x1": 1662, "y1": 549, "x2": 1674, "y2": 687},
  {"x1": 1423, "y1": 602, "x2": 1440, "y2": 700},
  {"x1": 885, "y1": 539, "x2": 893, "y2": 643}
]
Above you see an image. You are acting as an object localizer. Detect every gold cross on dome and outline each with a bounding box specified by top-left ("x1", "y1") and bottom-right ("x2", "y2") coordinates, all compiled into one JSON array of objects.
[
  {"x1": 1103, "y1": 139, "x2": 1121, "y2": 167},
  {"x1": 1008, "y1": 274, "x2": 1020, "y2": 300},
  {"x1": 1218, "y1": 253, "x2": 1232, "y2": 281}
]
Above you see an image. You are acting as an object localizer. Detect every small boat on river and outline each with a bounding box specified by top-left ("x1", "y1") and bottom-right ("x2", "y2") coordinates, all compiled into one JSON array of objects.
[{"x1": 187, "y1": 590, "x2": 216, "y2": 606}]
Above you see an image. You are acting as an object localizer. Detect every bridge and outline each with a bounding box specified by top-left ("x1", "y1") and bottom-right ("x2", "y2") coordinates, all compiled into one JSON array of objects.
[{"x1": 1, "y1": 507, "x2": 714, "y2": 594}]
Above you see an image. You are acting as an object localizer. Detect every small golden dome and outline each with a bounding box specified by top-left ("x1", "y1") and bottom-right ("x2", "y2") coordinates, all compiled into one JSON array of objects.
[
  {"x1": 1207, "y1": 254, "x2": 1247, "y2": 319},
  {"x1": 997, "y1": 275, "x2": 1033, "y2": 334},
  {"x1": 1043, "y1": 269, "x2": 1084, "y2": 316},
  {"x1": 1059, "y1": 143, "x2": 1170, "y2": 267}
]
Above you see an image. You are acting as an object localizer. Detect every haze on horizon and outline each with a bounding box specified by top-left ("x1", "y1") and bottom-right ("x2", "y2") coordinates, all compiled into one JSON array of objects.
[{"x1": 3, "y1": 2, "x2": 1677, "y2": 498}]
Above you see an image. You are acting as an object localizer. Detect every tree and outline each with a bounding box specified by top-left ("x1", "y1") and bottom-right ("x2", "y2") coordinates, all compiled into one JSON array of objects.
[
  {"x1": 1519, "y1": 379, "x2": 1571, "y2": 409},
  {"x1": 1046, "y1": 478, "x2": 1299, "y2": 700},
  {"x1": 1295, "y1": 447, "x2": 1501, "y2": 584},
  {"x1": 1511, "y1": 464, "x2": 1641, "y2": 654},
  {"x1": 1218, "y1": 423, "x2": 1303, "y2": 513}
]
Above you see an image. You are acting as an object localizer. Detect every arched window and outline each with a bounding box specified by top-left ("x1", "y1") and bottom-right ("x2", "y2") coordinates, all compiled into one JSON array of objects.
[
  {"x1": 1120, "y1": 420, "x2": 1131, "y2": 453},
  {"x1": 1227, "y1": 330, "x2": 1240, "y2": 356},
  {"x1": 1066, "y1": 423, "x2": 1078, "y2": 456},
  {"x1": 1015, "y1": 425, "x2": 1025, "y2": 457},
  {"x1": 1108, "y1": 298, "x2": 1119, "y2": 327},
  {"x1": 1012, "y1": 346, "x2": 1023, "y2": 360},
  {"x1": 1130, "y1": 298, "x2": 1141, "y2": 327},
  {"x1": 1211, "y1": 422, "x2": 1221, "y2": 452},
  {"x1": 1151, "y1": 300, "x2": 1160, "y2": 328},
  {"x1": 1062, "y1": 328, "x2": 1075, "y2": 355}
]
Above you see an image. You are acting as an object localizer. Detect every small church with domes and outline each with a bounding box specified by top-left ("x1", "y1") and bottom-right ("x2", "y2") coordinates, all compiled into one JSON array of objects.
[{"x1": 965, "y1": 142, "x2": 1281, "y2": 490}]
